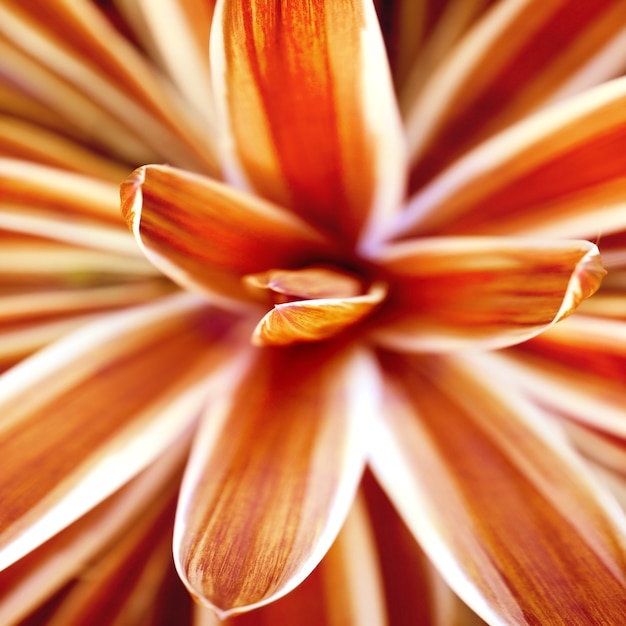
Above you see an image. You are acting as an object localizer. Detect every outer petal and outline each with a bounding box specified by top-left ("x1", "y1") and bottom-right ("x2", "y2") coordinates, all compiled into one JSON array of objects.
[
  {"x1": 396, "y1": 76, "x2": 626, "y2": 238},
  {"x1": 0, "y1": 438, "x2": 188, "y2": 626},
  {"x1": 211, "y1": 0, "x2": 406, "y2": 245},
  {"x1": 1, "y1": 159, "x2": 123, "y2": 225},
  {"x1": 174, "y1": 344, "x2": 380, "y2": 616},
  {"x1": 0, "y1": 38, "x2": 155, "y2": 167},
  {"x1": 43, "y1": 494, "x2": 178, "y2": 626},
  {"x1": 370, "y1": 237, "x2": 605, "y2": 352},
  {"x1": 370, "y1": 351, "x2": 626, "y2": 625},
  {"x1": 0, "y1": 294, "x2": 245, "y2": 570},
  {"x1": 363, "y1": 472, "x2": 488, "y2": 626},
  {"x1": 0, "y1": 279, "x2": 170, "y2": 372},
  {"x1": 121, "y1": 164, "x2": 338, "y2": 307},
  {"x1": 394, "y1": 0, "x2": 495, "y2": 105},
  {"x1": 502, "y1": 315, "x2": 626, "y2": 475},
  {"x1": 0, "y1": 1, "x2": 218, "y2": 173},
  {"x1": 405, "y1": 0, "x2": 626, "y2": 190},
  {"x1": 116, "y1": 0, "x2": 216, "y2": 126},
  {"x1": 199, "y1": 492, "x2": 388, "y2": 626},
  {"x1": 0, "y1": 161, "x2": 168, "y2": 365},
  {"x1": 0, "y1": 116, "x2": 128, "y2": 182}
]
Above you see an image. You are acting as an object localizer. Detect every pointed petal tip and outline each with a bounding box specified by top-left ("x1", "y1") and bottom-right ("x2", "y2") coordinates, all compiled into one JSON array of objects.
[
  {"x1": 556, "y1": 243, "x2": 606, "y2": 322},
  {"x1": 120, "y1": 166, "x2": 147, "y2": 230},
  {"x1": 189, "y1": 593, "x2": 271, "y2": 622}
]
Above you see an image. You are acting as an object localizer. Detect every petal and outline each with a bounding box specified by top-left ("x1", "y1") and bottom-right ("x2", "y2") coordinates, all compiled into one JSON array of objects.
[
  {"x1": 0, "y1": 293, "x2": 244, "y2": 570},
  {"x1": 204, "y1": 492, "x2": 387, "y2": 626},
  {"x1": 363, "y1": 472, "x2": 488, "y2": 626},
  {"x1": 251, "y1": 282, "x2": 387, "y2": 347},
  {"x1": 244, "y1": 266, "x2": 363, "y2": 300},
  {"x1": 43, "y1": 493, "x2": 178, "y2": 626},
  {"x1": 0, "y1": 1, "x2": 218, "y2": 173},
  {"x1": 1, "y1": 159, "x2": 122, "y2": 225},
  {"x1": 502, "y1": 315, "x2": 626, "y2": 470},
  {"x1": 396, "y1": 76, "x2": 626, "y2": 238},
  {"x1": 370, "y1": 351, "x2": 626, "y2": 625},
  {"x1": 0, "y1": 80, "x2": 76, "y2": 141},
  {"x1": 0, "y1": 168, "x2": 168, "y2": 366},
  {"x1": 0, "y1": 281, "x2": 171, "y2": 369},
  {"x1": 0, "y1": 209, "x2": 145, "y2": 260},
  {"x1": 0, "y1": 116, "x2": 128, "y2": 182},
  {"x1": 211, "y1": 0, "x2": 406, "y2": 244},
  {"x1": 174, "y1": 344, "x2": 379, "y2": 616},
  {"x1": 0, "y1": 38, "x2": 156, "y2": 166},
  {"x1": 395, "y1": 0, "x2": 494, "y2": 105},
  {"x1": 121, "y1": 164, "x2": 338, "y2": 307},
  {"x1": 371, "y1": 237, "x2": 605, "y2": 352},
  {"x1": 0, "y1": 438, "x2": 188, "y2": 625},
  {"x1": 117, "y1": 0, "x2": 216, "y2": 126},
  {"x1": 405, "y1": 0, "x2": 626, "y2": 190}
]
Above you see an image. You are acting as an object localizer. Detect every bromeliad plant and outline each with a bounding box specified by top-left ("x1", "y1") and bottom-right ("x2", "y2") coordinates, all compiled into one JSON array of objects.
[{"x1": 2, "y1": 1, "x2": 626, "y2": 624}]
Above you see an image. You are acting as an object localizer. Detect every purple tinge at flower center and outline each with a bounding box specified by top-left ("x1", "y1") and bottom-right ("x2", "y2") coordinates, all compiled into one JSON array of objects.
[{"x1": 242, "y1": 266, "x2": 387, "y2": 346}]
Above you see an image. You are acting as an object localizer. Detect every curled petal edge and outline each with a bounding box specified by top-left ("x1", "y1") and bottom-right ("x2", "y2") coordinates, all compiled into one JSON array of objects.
[{"x1": 251, "y1": 283, "x2": 387, "y2": 346}]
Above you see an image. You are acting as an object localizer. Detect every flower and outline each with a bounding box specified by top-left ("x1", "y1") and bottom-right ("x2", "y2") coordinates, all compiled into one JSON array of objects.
[{"x1": 1, "y1": 0, "x2": 626, "y2": 624}]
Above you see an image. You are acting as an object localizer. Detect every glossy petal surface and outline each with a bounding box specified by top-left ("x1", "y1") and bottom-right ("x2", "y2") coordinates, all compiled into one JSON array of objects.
[
  {"x1": 175, "y1": 345, "x2": 379, "y2": 616},
  {"x1": 212, "y1": 0, "x2": 406, "y2": 244},
  {"x1": 372, "y1": 237, "x2": 604, "y2": 351},
  {"x1": 203, "y1": 493, "x2": 387, "y2": 626},
  {"x1": 121, "y1": 164, "x2": 337, "y2": 307},
  {"x1": 252, "y1": 281, "x2": 387, "y2": 346}
]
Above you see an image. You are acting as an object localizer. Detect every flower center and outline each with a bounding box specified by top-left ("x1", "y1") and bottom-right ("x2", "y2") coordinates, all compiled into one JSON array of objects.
[{"x1": 242, "y1": 266, "x2": 387, "y2": 346}]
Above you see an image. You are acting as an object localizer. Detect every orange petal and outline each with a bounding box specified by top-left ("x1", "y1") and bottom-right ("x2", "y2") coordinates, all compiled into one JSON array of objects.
[
  {"x1": 0, "y1": 294, "x2": 244, "y2": 570},
  {"x1": 0, "y1": 280, "x2": 171, "y2": 368},
  {"x1": 502, "y1": 314, "x2": 626, "y2": 460},
  {"x1": 0, "y1": 213, "x2": 148, "y2": 263},
  {"x1": 0, "y1": 238, "x2": 156, "y2": 283},
  {"x1": 0, "y1": 80, "x2": 79, "y2": 143},
  {"x1": 0, "y1": 37, "x2": 157, "y2": 166},
  {"x1": 211, "y1": 0, "x2": 406, "y2": 244},
  {"x1": 397, "y1": 76, "x2": 626, "y2": 237},
  {"x1": 1, "y1": 159, "x2": 122, "y2": 225},
  {"x1": 251, "y1": 282, "x2": 387, "y2": 346},
  {"x1": 370, "y1": 352, "x2": 626, "y2": 625},
  {"x1": 203, "y1": 492, "x2": 387, "y2": 626},
  {"x1": 244, "y1": 266, "x2": 364, "y2": 301},
  {"x1": 405, "y1": 0, "x2": 626, "y2": 190},
  {"x1": 396, "y1": 0, "x2": 493, "y2": 107},
  {"x1": 372, "y1": 237, "x2": 605, "y2": 352},
  {"x1": 363, "y1": 472, "x2": 487, "y2": 626},
  {"x1": 0, "y1": 201, "x2": 167, "y2": 366},
  {"x1": 121, "y1": 164, "x2": 337, "y2": 307},
  {"x1": 174, "y1": 345, "x2": 379, "y2": 616},
  {"x1": 0, "y1": 1, "x2": 218, "y2": 173},
  {"x1": 118, "y1": 0, "x2": 216, "y2": 126},
  {"x1": 43, "y1": 490, "x2": 179, "y2": 626},
  {"x1": 0, "y1": 116, "x2": 128, "y2": 182},
  {"x1": 0, "y1": 437, "x2": 188, "y2": 625}
]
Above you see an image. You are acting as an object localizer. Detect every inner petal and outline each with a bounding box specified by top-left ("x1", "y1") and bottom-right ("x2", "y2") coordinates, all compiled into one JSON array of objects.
[
  {"x1": 244, "y1": 266, "x2": 364, "y2": 302},
  {"x1": 242, "y1": 266, "x2": 387, "y2": 346}
]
